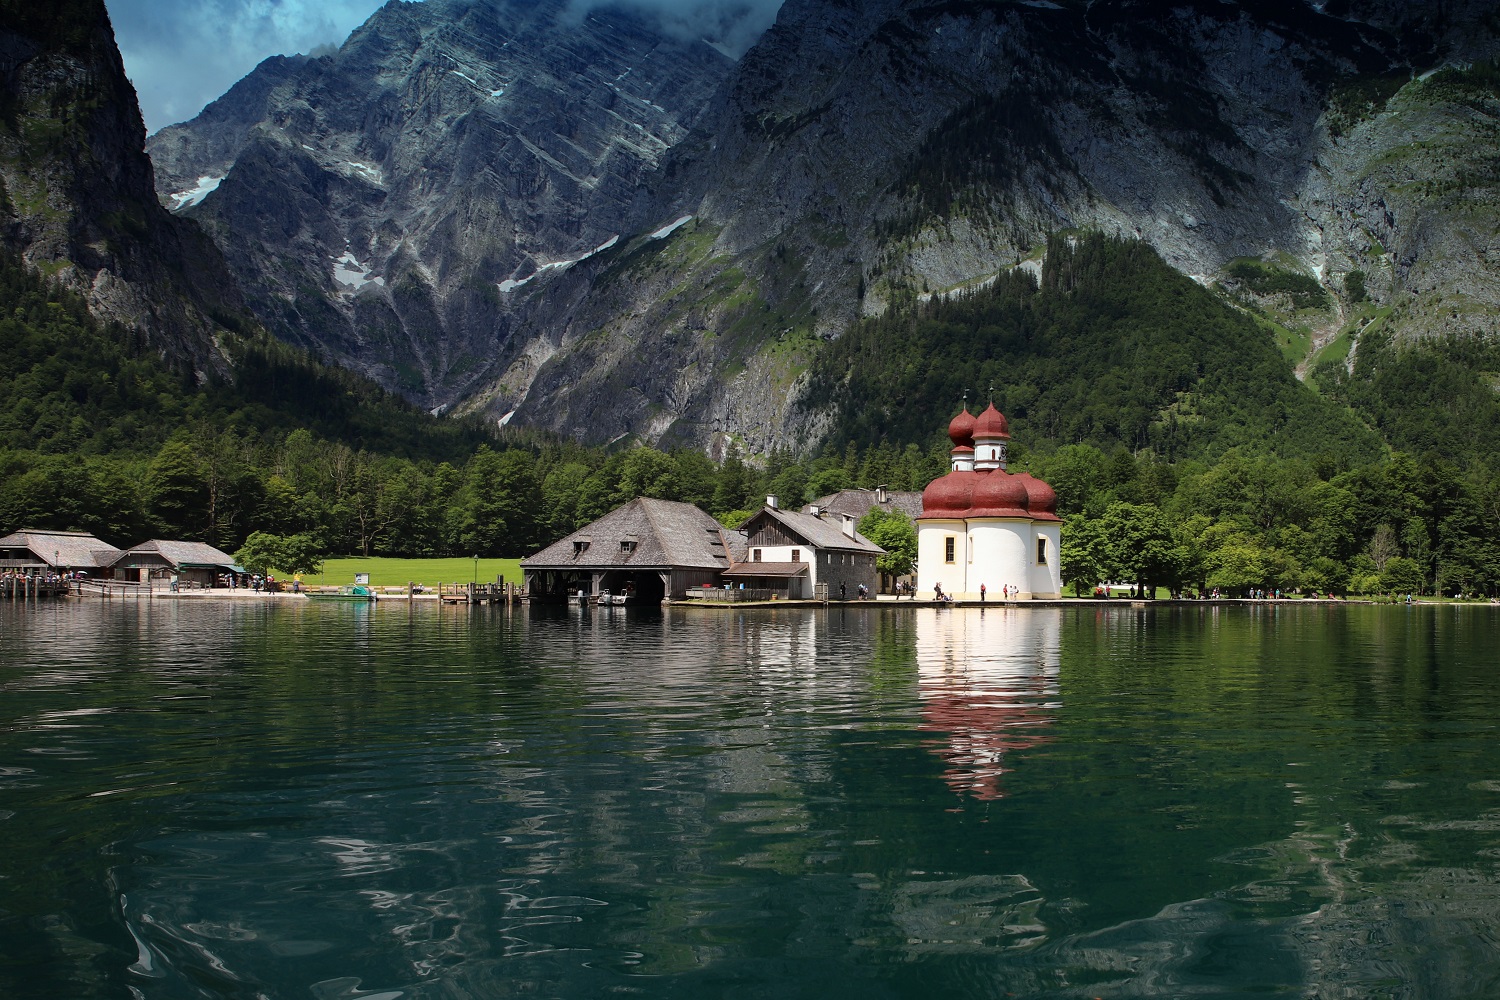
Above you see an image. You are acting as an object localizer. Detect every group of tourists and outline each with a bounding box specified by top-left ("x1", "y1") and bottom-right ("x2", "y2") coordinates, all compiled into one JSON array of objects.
[
  {"x1": 977, "y1": 583, "x2": 1019, "y2": 602},
  {"x1": 838, "y1": 582, "x2": 871, "y2": 600}
]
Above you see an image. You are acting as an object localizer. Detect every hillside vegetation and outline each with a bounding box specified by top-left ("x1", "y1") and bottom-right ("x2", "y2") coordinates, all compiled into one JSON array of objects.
[{"x1": 806, "y1": 233, "x2": 1385, "y2": 464}]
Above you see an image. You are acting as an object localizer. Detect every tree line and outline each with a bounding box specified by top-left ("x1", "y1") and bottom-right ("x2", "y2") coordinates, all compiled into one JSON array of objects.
[
  {"x1": 1048, "y1": 447, "x2": 1500, "y2": 598},
  {"x1": 0, "y1": 427, "x2": 949, "y2": 559}
]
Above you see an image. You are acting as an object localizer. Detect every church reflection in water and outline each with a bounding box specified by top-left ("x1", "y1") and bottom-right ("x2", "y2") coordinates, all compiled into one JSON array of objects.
[{"x1": 914, "y1": 607, "x2": 1062, "y2": 799}]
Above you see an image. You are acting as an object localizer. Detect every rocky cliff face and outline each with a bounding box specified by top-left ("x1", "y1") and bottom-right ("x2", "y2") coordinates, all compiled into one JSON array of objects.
[
  {"x1": 147, "y1": 0, "x2": 734, "y2": 410},
  {"x1": 147, "y1": 0, "x2": 1500, "y2": 450},
  {"x1": 0, "y1": 0, "x2": 246, "y2": 375}
]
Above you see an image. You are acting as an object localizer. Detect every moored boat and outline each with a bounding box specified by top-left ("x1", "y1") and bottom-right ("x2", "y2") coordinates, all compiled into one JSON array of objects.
[{"x1": 306, "y1": 585, "x2": 377, "y2": 603}]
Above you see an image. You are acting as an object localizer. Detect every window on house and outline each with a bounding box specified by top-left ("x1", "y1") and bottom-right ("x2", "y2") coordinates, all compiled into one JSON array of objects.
[
  {"x1": 753, "y1": 548, "x2": 762, "y2": 562},
  {"x1": 573, "y1": 540, "x2": 590, "y2": 554},
  {"x1": 621, "y1": 540, "x2": 636, "y2": 553},
  {"x1": 791, "y1": 549, "x2": 801, "y2": 562},
  {"x1": 945, "y1": 537, "x2": 955, "y2": 563},
  {"x1": 1037, "y1": 538, "x2": 1047, "y2": 565}
]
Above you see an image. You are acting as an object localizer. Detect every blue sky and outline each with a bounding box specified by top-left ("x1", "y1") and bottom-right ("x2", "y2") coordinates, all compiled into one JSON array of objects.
[
  {"x1": 107, "y1": 0, "x2": 389, "y2": 133},
  {"x1": 107, "y1": 0, "x2": 784, "y2": 135}
]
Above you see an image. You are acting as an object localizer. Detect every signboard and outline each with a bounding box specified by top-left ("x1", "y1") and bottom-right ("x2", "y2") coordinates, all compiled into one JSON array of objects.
[{"x1": 355, "y1": 573, "x2": 370, "y2": 585}]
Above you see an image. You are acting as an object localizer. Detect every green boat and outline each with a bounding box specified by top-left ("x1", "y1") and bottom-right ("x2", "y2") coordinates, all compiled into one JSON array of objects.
[{"x1": 306, "y1": 585, "x2": 377, "y2": 603}]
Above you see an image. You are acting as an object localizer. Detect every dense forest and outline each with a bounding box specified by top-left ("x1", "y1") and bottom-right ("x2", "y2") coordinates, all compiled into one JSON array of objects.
[
  {"x1": 5, "y1": 235, "x2": 1500, "y2": 596},
  {"x1": 807, "y1": 233, "x2": 1385, "y2": 462}
]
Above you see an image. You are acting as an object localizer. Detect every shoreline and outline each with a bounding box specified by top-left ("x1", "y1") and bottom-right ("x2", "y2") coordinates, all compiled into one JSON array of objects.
[{"x1": 42, "y1": 590, "x2": 1497, "y2": 609}]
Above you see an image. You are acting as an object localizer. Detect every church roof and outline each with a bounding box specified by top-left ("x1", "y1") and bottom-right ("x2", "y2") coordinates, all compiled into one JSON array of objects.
[
  {"x1": 920, "y1": 407, "x2": 1059, "y2": 521},
  {"x1": 973, "y1": 402, "x2": 1010, "y2": 440},
  {"x1": 948, "y1": 406, "x2": 976, "y2": 448}
]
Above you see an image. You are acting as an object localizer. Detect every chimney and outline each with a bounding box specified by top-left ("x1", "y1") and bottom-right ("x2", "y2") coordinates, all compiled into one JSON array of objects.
[
  {"x1": 841, "y1": 513, "x2": 855, "y2": 538},
  {"x1": 876, "y1": 485, "x2": 888, "y2": 504},
  {"x1": 766, "y1": 494, "x2": 778, "y2": 510}
]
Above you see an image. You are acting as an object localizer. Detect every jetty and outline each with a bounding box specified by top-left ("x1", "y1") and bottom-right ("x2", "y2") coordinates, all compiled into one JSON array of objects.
[
  {"x1": 437, "y1": 582, "x2": 524, "y2": 605},
  {"x1": 2, "y1": 575, "x2": 70, "y2": 600}
]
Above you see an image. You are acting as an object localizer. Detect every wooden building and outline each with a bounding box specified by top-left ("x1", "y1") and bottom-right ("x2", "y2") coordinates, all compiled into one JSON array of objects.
[
  {"x1": 726, "y1": 502, "x2": 882, "y2": 600},
  {"x1": 110, "y1": 540, "x2": 241, "y2": 587},
  {"x1": 522, "y1": 497, "x2": 741, "y2": 603},
  {"x1": 802, "y1": 486, "x2": 921, "y2": 593},
  {"x1": 0, "y1": 529, "x2": 121, "y2": 576}
]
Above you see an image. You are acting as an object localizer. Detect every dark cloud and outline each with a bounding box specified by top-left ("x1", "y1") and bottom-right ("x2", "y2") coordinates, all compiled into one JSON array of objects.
[{"x1": 105, "y1": 0, "x2": 387, "y2": 132}]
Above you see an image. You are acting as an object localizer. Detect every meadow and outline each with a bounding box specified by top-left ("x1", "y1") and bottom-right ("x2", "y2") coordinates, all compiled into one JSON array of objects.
[{"x1": 301, "y1": 557, "x2": 524, "y2": 589}]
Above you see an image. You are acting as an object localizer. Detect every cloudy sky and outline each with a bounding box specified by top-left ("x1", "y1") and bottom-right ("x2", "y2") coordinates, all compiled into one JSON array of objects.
[
  {"x1": 106, "y1": 0, "x2": 388, "y2": 133},
  {"x1": 106, "y1": 0, "x2": 784, "y2": 135}
]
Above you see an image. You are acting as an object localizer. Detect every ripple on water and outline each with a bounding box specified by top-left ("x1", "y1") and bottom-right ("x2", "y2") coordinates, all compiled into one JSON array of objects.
[{"x1": 4, "y1": 602, "x2": 1500, "y2": 998}]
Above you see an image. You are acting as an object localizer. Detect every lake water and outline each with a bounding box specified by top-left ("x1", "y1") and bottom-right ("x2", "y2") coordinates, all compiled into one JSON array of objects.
[{"x1": 2, "y1": 600, "x2": 1498, "y2": 998}]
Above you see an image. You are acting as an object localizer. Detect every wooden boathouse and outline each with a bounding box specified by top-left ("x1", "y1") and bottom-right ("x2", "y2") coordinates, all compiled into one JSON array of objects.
[
  {"x1": 0, "y1": 529, "x2": 121, "y2": 577},
  {"x1": 111, "y1": 540, "x2": 241, "y2": 588},
  {"x1": 522, "y1": 497, "x2": 740, "y2": 603}
]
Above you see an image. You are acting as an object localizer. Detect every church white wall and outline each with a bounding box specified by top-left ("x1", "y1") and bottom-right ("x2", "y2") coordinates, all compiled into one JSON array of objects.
[
  {"x1": 919, "y1": 518, "x2": 1061, "y2": 600},
  {"x1": 1029, "y1": 523, "x2": 1063, "y2": 598},
  {"x1": 965, "y1": 521, "x2": 1030, "y2": 599},
  {"x1": 917, "y1": 520, "x2": 966, "y2": 597}
]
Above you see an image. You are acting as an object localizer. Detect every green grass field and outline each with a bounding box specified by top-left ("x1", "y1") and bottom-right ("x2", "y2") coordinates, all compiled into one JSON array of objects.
[{"x1": 301, "y1": 557, "x2": 523, "y2": 589}]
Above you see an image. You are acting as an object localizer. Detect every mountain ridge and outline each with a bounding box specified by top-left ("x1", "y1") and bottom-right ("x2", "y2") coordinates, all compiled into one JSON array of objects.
[{"x1": 70, "y1": 0, "x2": 1500, "y2": 461}]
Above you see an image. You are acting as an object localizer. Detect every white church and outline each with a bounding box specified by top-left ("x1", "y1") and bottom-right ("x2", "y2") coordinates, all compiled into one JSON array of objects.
[{"x1": 916, "y1": 401, "x2": 1063, "y2": 601}]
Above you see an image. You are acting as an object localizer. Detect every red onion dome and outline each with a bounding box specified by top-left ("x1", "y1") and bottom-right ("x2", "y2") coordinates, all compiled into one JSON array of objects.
[
  {"x1": 947, "y1": 407, "x2": 976, "y2": 449},
  {"x1": 920, "y1": 470, "x2": 977, "y2": 519},
  {"x1": 967, "y1": 469, "x2": 1031, "y2": 518},
  {"x1": 1012, "y1": 473, "x2": 1062, "y2": 521},
  {"x1": 973, "y1": 402, "x2": 1010, "y2": 440}
]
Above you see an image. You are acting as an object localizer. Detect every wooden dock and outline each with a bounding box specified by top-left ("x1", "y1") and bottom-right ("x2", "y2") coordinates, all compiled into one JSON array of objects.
[
  {"x1": 438, "y1": 582, "x2": 525, "y2": 605},
  {"x1": 2, "y1": 576, "x2": 70, "y2": 600}
]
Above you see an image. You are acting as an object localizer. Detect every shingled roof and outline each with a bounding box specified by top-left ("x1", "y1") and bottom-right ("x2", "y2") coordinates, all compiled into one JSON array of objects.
[
  {"x1": 0, "y1": 529, "x2": 121, "y2": 569},
  {"x1": 113, "y1": 540, "x2": 239, "y2": 570},
  {"x1": 746, "y1": 507, "x2": 884, "y2": 554},
  {"x1": 803, "y1": 488, "x2": 923, "y2": 523},
  {"x1": 522, "y1": 497, "x2": 735, "y2": 571}
]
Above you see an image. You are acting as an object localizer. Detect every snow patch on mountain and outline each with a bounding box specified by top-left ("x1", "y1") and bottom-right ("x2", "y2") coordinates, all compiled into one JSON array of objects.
[
  {"x1": 332, "y1": 249, "x2": 384, "y2": 291},
  {"x1": 649, "y1": 215, "x2": 693, "y2": 239},
  {"x1": 168, "y1": 175, "x2": 223, "y2": 211},
  {"x1": 498, "y1": 235, "x2": 619, "y2": 293}
]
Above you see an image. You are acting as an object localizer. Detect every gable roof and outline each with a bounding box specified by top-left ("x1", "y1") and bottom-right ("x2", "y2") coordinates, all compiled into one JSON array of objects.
[
  {"x1": 744, "y1": 507, "x2": 884, "y2": 554},
  {"x1": 0, "y1": 529, "x2": 121, "y2": 569},
  {"x1": 804, "y1": 488, "x2": 923, "y2": 522},
  {"x1": 113, "y1": 539, "x2": 239, "y2": 570},
  {"x1": 522, "y1": 497, "x2": 734, "y2": 571}
]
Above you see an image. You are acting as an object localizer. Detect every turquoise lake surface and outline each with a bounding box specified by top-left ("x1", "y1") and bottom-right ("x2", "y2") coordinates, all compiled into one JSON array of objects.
[{"x1": 2, "y1": 600, "x2": 1498, "y2": 997}]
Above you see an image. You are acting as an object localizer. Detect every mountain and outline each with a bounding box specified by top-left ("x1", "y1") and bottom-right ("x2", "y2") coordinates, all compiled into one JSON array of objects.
[
  {"x1": 146, "y1": 0, "x2": 735, "y2": 411},
  {"x1": 0, "y1": 0, "x2": 249, "y2": 375},
  {"x1": 147, "y1": 0, "x2": 1500, "y2": 456}
]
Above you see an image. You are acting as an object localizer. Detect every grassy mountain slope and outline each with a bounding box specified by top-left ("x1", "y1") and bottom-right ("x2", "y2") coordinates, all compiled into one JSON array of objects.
[{"x1": 805, "y1": 233, "x2": 1386, "y2": 463}]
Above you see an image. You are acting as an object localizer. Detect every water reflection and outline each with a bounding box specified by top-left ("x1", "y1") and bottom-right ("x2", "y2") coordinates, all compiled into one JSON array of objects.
[
  {"x1": 6, "y1": 603, "x2": 1500, "y2": 998},
  {"x1": 915, "y1": 608, "x2": 1060, "y2": 799}
]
